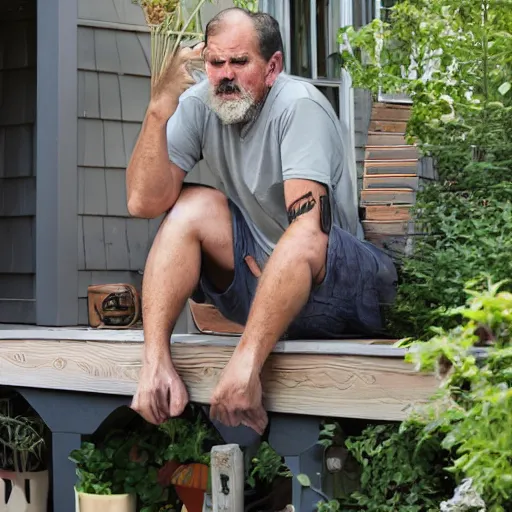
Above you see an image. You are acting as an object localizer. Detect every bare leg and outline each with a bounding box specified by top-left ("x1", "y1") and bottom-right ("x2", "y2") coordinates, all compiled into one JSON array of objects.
[{"x1": 132, "y1": 185, "x2": 234, "y2": 424}]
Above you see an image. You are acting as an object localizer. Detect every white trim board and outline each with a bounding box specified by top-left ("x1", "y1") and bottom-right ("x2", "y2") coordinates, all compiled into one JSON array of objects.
[{"x1": 0, "y1": 325, "x2": 405, "y2": 357}]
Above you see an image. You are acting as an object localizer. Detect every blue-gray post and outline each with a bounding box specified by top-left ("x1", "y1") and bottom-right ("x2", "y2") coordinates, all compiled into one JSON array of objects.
[{"x1": 36, "y1": 0, "x2": 79, "y2": 326}]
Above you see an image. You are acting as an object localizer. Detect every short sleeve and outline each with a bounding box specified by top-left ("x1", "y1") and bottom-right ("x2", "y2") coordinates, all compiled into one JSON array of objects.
[
  {"x1": 166, "y1": 96, "x2": 204, "y2": 173},
  {"x1": 279, "y1": 98, "x2": 341, "y2": 186}
]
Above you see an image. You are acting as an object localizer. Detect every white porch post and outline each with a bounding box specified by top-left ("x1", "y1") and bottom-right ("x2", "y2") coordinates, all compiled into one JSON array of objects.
[{"x1": 339, "y1": 0, "x2": 355, "y2": 166}]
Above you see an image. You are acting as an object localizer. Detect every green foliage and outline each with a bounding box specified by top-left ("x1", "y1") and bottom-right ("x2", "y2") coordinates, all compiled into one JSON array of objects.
[
  {"x1": 386, "y1": 159, "x2": 512, "y2": 339},
  {"x1": 339, "y1": 0, "x2": 512, "y2": 338},
  {"x1": 339, "y1": 0, "x2": 512, "y2": 147},
  {"x1": 69, "y1": 413, "x2": 218, "y2": 511},
  {"x1": 337, "y1": 421, "x2": 454, "y2": 511},
  {"x1": 0, "y1": 397, "x2": 47, "y2": 473},
  {"x1": 316, "y1": 500, "x2": 341, "y2": 512},
  {"x1": 246, "y1": 441, "x2": 292, "y2": 489},
  {"x1": 158, "y1": 415, "x2": 218, "y2": 465},
  {"x1": 407, "y1": 281, "x2": 512, "y2": 510},
  {"x1": 232, "y1": 0, "x2": 259, "y2": 12}
]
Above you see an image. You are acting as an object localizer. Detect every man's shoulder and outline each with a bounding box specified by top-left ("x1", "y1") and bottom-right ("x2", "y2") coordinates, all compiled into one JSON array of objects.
[{"x1": 272, "y1": 74, "x2": 337, "y2": 115}]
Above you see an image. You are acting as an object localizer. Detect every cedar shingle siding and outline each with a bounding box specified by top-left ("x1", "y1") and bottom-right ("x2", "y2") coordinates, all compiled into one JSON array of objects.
[
  {"x1": 0, "y1": 1, "x2": 37, "y2": 323},
  {"x1": 76, "y1": 0, "x2": 217, "y2": 324}
]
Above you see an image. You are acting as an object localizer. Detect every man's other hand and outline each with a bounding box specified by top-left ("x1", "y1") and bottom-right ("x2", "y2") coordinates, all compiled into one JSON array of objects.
[
  {"x1": 210, "y1": 355, "x2": 268, "y2": 435},
  {"x1": 131, "y1": 355, "x2": 189, "y2": 425}
]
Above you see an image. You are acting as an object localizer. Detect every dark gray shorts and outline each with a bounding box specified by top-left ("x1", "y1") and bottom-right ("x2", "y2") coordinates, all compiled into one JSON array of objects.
[{"x1": 196, "y1": 202, "x2": 398, "y2": 339}]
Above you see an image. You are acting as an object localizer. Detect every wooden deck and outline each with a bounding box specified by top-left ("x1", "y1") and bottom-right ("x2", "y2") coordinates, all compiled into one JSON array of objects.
[{"x1": 0, "y1": 325, "x2": 438, "y2": 421}]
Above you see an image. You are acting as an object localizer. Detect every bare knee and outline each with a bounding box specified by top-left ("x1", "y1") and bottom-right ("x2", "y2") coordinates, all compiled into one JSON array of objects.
[
  {"x1": 164, "y1": 186, "x2": 230, "y2": 239},
  {"x1": 156, "y1": 186, "x2": 234, "y2": 278}
]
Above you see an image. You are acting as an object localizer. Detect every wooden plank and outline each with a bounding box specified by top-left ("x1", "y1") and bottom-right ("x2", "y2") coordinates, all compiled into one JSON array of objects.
[
  {"x1": 364, "y1": 160, "x2": 419, "y2": 175},
  {"x1": 0, "y1": 328, "x2": 401, "y2": 355},
  {"x1": 363, "y1": 174, "x2": 419, "y2": 190},
  {"x1": 211, "y1": 444, "x2": 244, "y2": 512},
  {"x1": 0, "y1": 338, "x2": 437, "y2": 421},
  {"x1": 360, "y1": 188, "x2": 416, "y2": 206},
  {"x1": 362, "y1": 220, "x2": 410, "y2": 236},
  {"x1": 367, "y1": 133, "x2": 408, "y2": 146},
  {"x1": 365, "y1": 232, "x2": 412, "y2": 257},
  {"x1": 371, "y1": 104, "x2": 411, "y2": 122},
  {"x1": 369, "y1": 120, "x2": 407, "y2": 133},
  {"x1": 364, "y1": 205, "x2": 411, "y2": 222},
  {"x1": 365, "y1": 146, "x2": 419, "y2": 161}
]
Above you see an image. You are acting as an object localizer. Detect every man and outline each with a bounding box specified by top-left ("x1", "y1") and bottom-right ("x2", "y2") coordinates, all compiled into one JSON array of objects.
[{"x1": 127, "y1": 7, "x2": 397, "y2": 435}]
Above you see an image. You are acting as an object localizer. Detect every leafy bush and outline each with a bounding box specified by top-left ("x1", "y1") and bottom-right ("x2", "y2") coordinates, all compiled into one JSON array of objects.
[
  {"x1": 339, "y1": 0, "x2": 512, "y2": 148},
  {"x1": 338, "y1": 422, "x2": 454, "y2": 511},
  {"x1": 338, "y1": 0, "x2": 512, "y2": 339},
  {"x1": 386, "y1": 160, "x2": 512, "y2": 338},
  {"x1": 407, "y1": 280, "x2": 512, "y2": 510}
]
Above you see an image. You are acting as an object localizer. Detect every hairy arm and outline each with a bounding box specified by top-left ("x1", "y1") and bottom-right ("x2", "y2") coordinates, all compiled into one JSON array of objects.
[
  {"x1": 126, "y1": 45, "x2": 203, "y2": 218},
  {"x1": 209, "y1": 179, "x2": 330, "y2": 433},
  {"x1": 235, "y1": 178, "x2": 329, "y2": 370},
  {"x1": 126, "y1": 105, "x2": 186, "y2": 218}
]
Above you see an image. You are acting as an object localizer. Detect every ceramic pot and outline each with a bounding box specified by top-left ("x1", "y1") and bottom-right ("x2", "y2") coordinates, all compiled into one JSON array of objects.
[
  {"x1": 75, "y1": 490, "x2": 136, "y2": 512},
  {"x1": 170, "y1": 463, "x2": 209, "y2": 512},
  {"x1": 0, "y1": 470, "x2": 49, "y2": 512}
]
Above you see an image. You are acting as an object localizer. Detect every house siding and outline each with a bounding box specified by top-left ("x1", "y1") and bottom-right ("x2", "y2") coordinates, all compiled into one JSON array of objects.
[
  {"x1": 0, "y1": 2, "x2": 37, "y2": 323},
  {"x1": 76, "y1": 0, "x2": 218, "y2": 325},
  {"x1": 354, "y1": 88, "x2": 373, "y2": 193}
]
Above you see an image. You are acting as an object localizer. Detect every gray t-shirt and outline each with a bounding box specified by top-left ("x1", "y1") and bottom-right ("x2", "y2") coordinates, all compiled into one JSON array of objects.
[{"x1": 166, "y1": 72, "x2": 364, "y2": 255}]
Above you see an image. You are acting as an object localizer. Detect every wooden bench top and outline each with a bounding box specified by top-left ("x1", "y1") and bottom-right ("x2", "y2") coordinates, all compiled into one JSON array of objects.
[{"x1": 0, "y1": 325, "x2": 437, "y2": 422}]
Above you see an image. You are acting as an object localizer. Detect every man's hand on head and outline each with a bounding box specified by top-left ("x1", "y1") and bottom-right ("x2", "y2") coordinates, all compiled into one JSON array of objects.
[
  {"x1": 150, "y1": 42, "x2": 205, "y2": 118},
  {"x1": 209, "y1": 351, "x2": 268, "y2": 435}
]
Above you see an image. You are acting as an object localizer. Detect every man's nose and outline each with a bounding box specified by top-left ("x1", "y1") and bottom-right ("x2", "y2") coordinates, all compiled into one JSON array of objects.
[{"x1": 221, "y1": 65, "x2": 235, "y2": 81}]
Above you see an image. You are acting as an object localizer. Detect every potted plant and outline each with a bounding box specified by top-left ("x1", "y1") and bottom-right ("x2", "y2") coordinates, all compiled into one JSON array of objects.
[
  {"x1": 70, "y1": 426, "x2": 179, "y2": 512},
  {"x1": 69, "y1": 438, "x2": 137, "y2": 512},
  {"x1": 157, "y1": 413, "x2": 221, "y2": 512},
  {"x1": 0, "y1": 394, "x2": 49, "y2": 512}
]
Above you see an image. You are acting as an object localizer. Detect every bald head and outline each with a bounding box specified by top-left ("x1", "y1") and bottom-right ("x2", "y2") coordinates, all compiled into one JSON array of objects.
[
  {"x1": 204, "y1": 7, "x2": 284, "y2": 62},
  {"x1": 202, "y1": 7, "x2": 284, "y2": 124}
]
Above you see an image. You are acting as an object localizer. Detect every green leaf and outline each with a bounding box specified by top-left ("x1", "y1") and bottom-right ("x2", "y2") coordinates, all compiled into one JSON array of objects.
[
  {"x1": 296, "y1": 474, "x2": 311, "y2": 487},
  {"x1": 498, "y1": 82, "x2": 511, "y2": 95}
]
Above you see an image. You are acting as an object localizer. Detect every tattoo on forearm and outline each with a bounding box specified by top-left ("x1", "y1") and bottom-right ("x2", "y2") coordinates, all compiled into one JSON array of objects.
[{"x1": 287, "y1": 191, "x2": 317, "y2": 224}]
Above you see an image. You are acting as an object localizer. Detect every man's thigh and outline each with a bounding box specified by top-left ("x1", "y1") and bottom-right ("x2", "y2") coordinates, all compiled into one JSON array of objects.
[
  {"x1": 286, "y1": 226, "x2": 398, "y2": 339},
  {"x1": 196, "y1": 201, "x2": 268, "y2": 327}
]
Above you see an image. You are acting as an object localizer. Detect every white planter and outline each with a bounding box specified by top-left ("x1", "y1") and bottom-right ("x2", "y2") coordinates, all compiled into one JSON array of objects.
[
  {"x1": 74, "y1": 489, "x2": 136, "y2": 512},
  {"x1": 0, "y1": 470, "x2": 49, "y2": 512}
]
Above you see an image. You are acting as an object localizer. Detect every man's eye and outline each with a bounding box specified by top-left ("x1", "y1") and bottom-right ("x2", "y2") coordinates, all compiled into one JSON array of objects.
[
  {"x1": 232, "y1": 59, "x2": 248, "y2": 66},
  {"x1": 211, "y1": 61, "x2": 224, "y2": 67}
]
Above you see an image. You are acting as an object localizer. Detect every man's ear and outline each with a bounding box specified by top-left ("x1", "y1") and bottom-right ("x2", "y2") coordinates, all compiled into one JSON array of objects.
[{"x1": 265, "y1": 51, "x2": 284, "y2": 86}]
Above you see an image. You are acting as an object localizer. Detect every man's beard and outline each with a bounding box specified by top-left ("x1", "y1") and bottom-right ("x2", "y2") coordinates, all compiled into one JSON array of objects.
[{"x1": 208, "y1": 79, "x2": 258, "y2": 125}]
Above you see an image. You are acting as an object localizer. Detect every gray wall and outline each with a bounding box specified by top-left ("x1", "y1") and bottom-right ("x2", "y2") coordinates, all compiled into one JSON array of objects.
[
  {"x1": 0, "y1": 1, "x2": 37, "y2": 323},
  {"x1": 354, "y1": 88, "x2": 373, "y2": 191},
  {"x1": 75, "y1": 0, "x2": 218, "y2": 325}
]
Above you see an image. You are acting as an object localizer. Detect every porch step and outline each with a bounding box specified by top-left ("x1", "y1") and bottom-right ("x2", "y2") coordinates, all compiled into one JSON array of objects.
[
  {"x1": 360, "y1": 188, "x2": 416, "y2": 206},
  {"x1": 367, "y1": 132, "x2": 408, "y2": 146},
  {"x1": 362, "y1": 220, "x2": 411, "y2": 237},
  {"x1": 364, "y1": 160, "x2": 420, "y2": 175},
  {"x1": 364, "y1": 205, "x2": 411, "y2": 221},
  {"x1": 364, "y1": 232, "x2": 412, "y2": 256},
  {"x1": 372, "y1": 102, "x2": 412, "y2": 122},
  {"x1": 363, "y1": 174, "x2": 420, "y2": 190},
  {"x1": 369, "y1": 120, "x2": 408, "y2": 133},
  {"x1": 365, "y1": 145, "x2": 419, "y2": 161}
]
